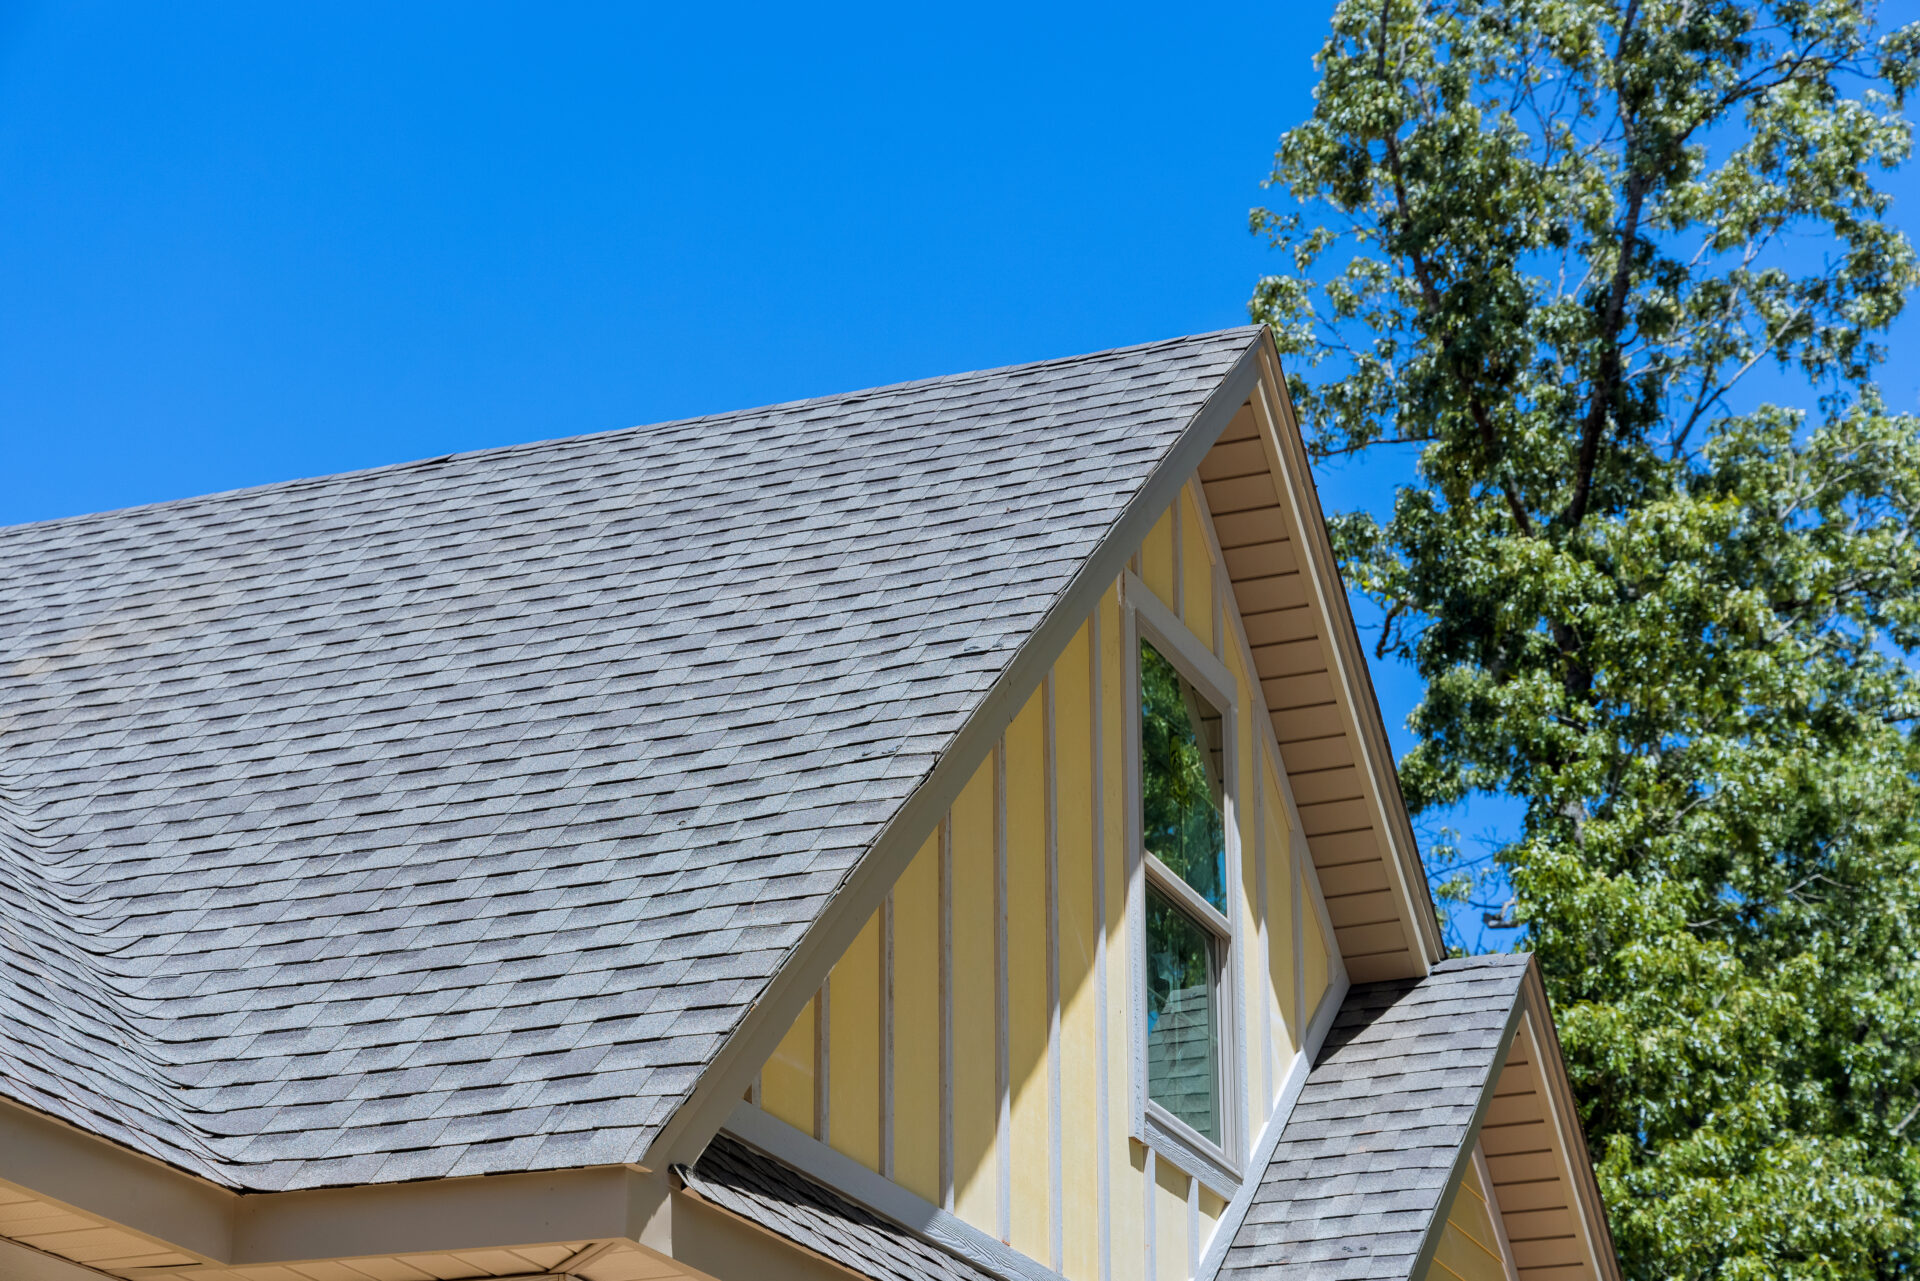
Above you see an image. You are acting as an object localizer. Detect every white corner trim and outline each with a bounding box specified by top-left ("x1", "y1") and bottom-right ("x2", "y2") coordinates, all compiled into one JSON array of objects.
[
  {"x1": 1089, "y1": 599, "x2": 1113, "y2": 1281},
  {"x1": 1304, "y1": 967, "x2": 1350, "y2": 1066},
  {"x1": 721, "y1": 1103, "x2": 1069, "y2": 1281},
  {"x1": 993, "y1": 735, "x2": 1012, "y2": 1244}
]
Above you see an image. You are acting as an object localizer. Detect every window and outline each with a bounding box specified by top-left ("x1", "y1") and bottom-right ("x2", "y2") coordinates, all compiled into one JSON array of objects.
[{"x1": 1136, "y1": 629, "x2": 1235, "y2": 1155}]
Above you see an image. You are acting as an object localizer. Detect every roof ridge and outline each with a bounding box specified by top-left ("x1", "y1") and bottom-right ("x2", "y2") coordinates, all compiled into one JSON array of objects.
[{"x1": 2, "y1": 326, "x2": 1262, "y2": 538}]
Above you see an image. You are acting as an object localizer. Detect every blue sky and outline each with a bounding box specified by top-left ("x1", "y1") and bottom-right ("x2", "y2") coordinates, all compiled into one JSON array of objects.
[{"x1": 5, "y1": 2, "x2": 1915, "y2": 951}]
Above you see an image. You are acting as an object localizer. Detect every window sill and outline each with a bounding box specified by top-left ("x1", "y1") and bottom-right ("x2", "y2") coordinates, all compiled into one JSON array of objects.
[{"x1": 1142, "y1": 1099, "x2": 1242, "y2": 1196}]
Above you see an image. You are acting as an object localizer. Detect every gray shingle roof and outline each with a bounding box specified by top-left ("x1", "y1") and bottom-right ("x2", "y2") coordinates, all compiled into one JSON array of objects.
[
  {"x1": 0, "y1": 328, "x2": 1261, "y2": 1192},
  {"x1": 679, "y1": 1133, "x2": 995, "y2": 1281},
  {"x1": 1218, "y1": 953, "x2": 1531, "y2": 1281}
]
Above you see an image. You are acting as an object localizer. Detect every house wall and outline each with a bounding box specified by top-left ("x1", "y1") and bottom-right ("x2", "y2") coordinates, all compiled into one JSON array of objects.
[{"x1": 747, "y1": 474, "x2": 1344, "y2": 1281}]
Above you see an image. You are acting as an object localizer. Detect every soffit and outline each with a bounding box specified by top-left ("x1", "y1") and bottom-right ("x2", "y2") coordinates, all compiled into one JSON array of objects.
[{"x1": 1195, "y1": 367, "x2": 1441, "y2": 982}]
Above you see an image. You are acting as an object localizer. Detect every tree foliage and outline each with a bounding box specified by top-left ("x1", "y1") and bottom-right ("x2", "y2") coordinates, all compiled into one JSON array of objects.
[{"x1": 1251, "y1": 0, "x2": 1920, "y2": 1275}]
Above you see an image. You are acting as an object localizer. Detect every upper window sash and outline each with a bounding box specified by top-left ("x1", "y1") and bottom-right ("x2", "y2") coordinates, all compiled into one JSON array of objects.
[
  {"x1": 1125, "y1": 570, "x2": 1236, "y2": 720},
  {"x1": 1144, "y1": 851, "x2": 1233, "y2": 940}
]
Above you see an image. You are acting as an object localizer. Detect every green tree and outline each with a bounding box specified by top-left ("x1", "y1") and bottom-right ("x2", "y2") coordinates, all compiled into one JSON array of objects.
[{"x1": 1251, "y1": 0, "x2": 1920, "y2": 1275}]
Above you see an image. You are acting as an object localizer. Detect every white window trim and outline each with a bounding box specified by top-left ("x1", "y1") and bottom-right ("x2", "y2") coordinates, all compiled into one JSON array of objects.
[{"x1": 1122, "y1": 569, "x2": 1246, "y2": 1195}]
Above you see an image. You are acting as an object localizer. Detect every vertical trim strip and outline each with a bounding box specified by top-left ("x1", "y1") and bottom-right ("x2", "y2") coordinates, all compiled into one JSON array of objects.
[
  {"x1": 1292, "y1": 848, "x2": 1306, "y2": 1040},
  {"x1": 1123, "y1": 590, "x2": 1147, "y2": 1129},
  {"x1": 1221, "y1": 665, "x2": 1247, "y2": 1163},
  {"x1": 1091, "y1": 602, "x2": 1112, "y2": 1281},
  {"x1": 1255, "y1": 743, "x2": 1272, "y2": 1111},
  {"x1": 814, "y1": 982, "x2": 830, "y2": 1146},
  {"x1": 940, "y1": 817, "x2": 954, "y2": 1214},
  {"x1": 994, "y1": 737, "x2": 1011, "y2": 1245},
  {"x1": 881, "y1": 888, "x2": 896, "y2": 1182},
  {"x1": 1044, "y1": 671, "x2": 1064, "y2": 1275},
  {"x1": 1213, "y1": 560, "x2": 1226, "y2": 661},
  {"x1": 1143, "y1": 1147, "x2": 1157, "y2": 1281}
]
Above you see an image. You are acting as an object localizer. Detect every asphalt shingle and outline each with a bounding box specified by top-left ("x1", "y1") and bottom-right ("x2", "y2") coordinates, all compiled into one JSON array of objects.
[{"x1": 0, "y1": 328, "x2": 1259, "y2": 1192}]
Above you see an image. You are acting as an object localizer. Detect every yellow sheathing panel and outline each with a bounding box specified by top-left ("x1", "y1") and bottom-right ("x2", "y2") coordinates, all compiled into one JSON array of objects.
[
  {"x1": 1141, "y1": 504, "x2": 1176, "y2": 614},
  {"x1": 1454, "y1": 1156, "x2": 1512, "y2": 1274},
  {"x1": 950, "y1": 755, "x2": 999, "y2": 1231},
  {"x1": 763, "y1": 992, "x2": 816, "y2": 1135},
  {"x1": 1426, "y1": 1154, "x2": 1513, "y2": 1281},
  {"x1": 1198, "y1": 1183, "x2": 1228, "y2": 1265},
  {"x1": 1005, "y1": 692, "x2": 1051, "y2": 1259},
  {"x1": 1263, "y1": 764, "x2": 1299, "y2": 1055},
  {"x1": 830, "y1": 910, "x2": 883, "y2": 1171},
  {"x1": 1054, "y1": 623, "x2": 1102, "y2": 1281},
  {"x1": 1180, "y1": 487, "x2": 1215, "y2": 650},
  {"x1": 1302, "y1": 864, "x2": 1330, "y2": 1019},
  {"x1": 1153, "y1": 1157, "x2": 1189, "y2": 1281},
  {"x1": 893, "y1": 829, "x2": 942, "y2": 1203},
  {"x1": 1101, "y1": 584, "x2": 1145, "y2": 1275}
]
